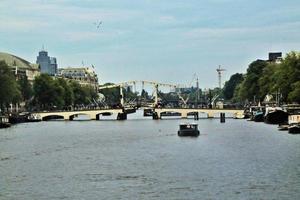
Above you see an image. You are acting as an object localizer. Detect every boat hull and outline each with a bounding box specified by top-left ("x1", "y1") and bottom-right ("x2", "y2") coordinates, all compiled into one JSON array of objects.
[
  {"x1": 254, "y1": 113, "x2": 264, "y2": 122},
  {"x1": 265, "y1": 110, "x2": 288, "y2": 124},
  {"x1": 288, "y1": 124, "x2": 300, "y2": 134},
  {"x1": 178, "y1": 130, "x2": 200, "y2": 137},
  {"x1": 0, "y1": 123, "x2": 11, "y2": 128}
]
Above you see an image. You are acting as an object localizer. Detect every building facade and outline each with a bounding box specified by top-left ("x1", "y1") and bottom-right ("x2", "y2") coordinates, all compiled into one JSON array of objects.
[
  {"x1": 36, "y1": 50, "x2": 57, "y2": 76},
  {"x1": 0, "y1": 52, "x2": 40, "y2": 83},
  {"x1": 58, "y1": 67, "x2": 98, "y2": 90}
]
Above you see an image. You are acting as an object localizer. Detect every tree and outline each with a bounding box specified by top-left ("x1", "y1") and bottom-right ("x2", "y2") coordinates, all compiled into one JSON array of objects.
[
  {"x1": 57, "y1": 78, "x2": 74, "y2": 107},
  {"x1": 0, "y1": 61, "x2": 21, "y2": 112},
  {"x1": 223, "y1": 73, "x2": 244, "y2": 100},
  {"x1": 288, "y1": 81, "x2": 300, "y2": 103},
  {"x1": 33, "y1": 74, "x2": 65, "y2": 110},
  {"x1": 18, "y1": 76, "x2": 33, "y2": 103},
  {"x1": 236, "y1": 60, "x2": 268, "y2": 101},
  {"x1": 274, "y1": 51, "x2": 300, "y2": 102}
]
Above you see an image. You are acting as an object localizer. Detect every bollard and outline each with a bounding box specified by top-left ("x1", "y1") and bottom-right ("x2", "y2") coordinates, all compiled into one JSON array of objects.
[{"x1": 220, "y1": 113, "x2": 225, "y2": 123}]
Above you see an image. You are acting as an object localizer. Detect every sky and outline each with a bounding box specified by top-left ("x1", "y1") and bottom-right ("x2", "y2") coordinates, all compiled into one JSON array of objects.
[{"x1": 0, "y1": 0, "x2": 300, "y2": 88}]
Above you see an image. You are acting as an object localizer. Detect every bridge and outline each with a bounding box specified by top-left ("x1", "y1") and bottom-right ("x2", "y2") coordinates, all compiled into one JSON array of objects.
[
  {"x1": 33, "y1": 80, "x2": 245, "y2": 121},
  {"x1": 34, "y1": 109, "x2": 126, "y2": 121},
  {"x1": 153, "y1": 108, "x2": 244, "y2": 119}
]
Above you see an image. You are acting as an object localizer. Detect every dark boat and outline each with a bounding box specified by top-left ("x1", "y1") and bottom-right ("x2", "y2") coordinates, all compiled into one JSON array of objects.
[
  {"x1": 278, "y1": 123, "x2": 289, "y2": 131},
  {"x1": 0, "y1": 116, "x2": 11, "y2": 128},
  {"x1": 178, "y1": 123, "x2": 200, "y2": 137},
  {"x1": 8, "y1": 113, "x2": 28, "y2": 124},
  {"x1": 288, "y1": 124, "x2": 300, "y2": 134},
  {"x1": 254, "y1": 111, "x2": 264, "y2": 122},
  {"x1": 264, "y1": 107, "x2": 288, "y2": 124}
]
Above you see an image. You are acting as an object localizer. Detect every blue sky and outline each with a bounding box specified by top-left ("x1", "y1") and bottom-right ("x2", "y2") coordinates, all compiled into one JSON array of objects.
[{"x1": 1, "y1": 0, "x2": 300, "y2": 88}]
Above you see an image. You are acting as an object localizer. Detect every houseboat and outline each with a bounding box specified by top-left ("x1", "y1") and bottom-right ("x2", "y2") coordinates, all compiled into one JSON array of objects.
[
  {"x1": 288, "y1": 114, "x2": 300, "y2": 134},
  {"x1": 264, "y1": 107, "x2": 288, "y2": 124},
  {"x1": 0, "y1": 116, "x2": 11, "y2": 128}
]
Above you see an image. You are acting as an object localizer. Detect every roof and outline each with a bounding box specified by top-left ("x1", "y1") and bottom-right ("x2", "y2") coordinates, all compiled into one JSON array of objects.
[{"x1": 0, "y1": 52, "x2": 39, "y2": 70}]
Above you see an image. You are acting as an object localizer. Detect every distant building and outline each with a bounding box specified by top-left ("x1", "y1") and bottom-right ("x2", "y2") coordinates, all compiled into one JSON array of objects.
[
  {"x1": 58, "y1": 67, "x2": 98, "y2": 90},
  {"x1": 36, "y1": 50, "x2": 57, "y2": 76},
  {"x1": 0, "y1": 52, "x2": 40, "y2": 83},
  {"x1": 268, "y1": 52, "x2": 282, "y2": 63}
]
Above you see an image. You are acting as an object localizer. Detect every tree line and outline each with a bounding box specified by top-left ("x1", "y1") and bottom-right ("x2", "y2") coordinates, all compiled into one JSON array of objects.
[
  {"x1": 222, "y1": 51, "x2": 300, "y2": 104},
  {"x1": 0, "y1": 61, "x2": 98, "y2": 113}
]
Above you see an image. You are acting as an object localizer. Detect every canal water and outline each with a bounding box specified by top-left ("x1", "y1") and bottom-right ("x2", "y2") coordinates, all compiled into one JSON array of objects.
[{"x1": 1, "y1": 111, "x2": 300, "y2": 200}]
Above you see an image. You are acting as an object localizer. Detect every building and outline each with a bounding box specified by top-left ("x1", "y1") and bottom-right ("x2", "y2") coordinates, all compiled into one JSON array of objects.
[
  {"x1": 58, "y1": 67, "x2": 98, "y2": 90},
  {"x1": 0, "y1": 52, "x2": 40, "y2": 83},
  {"x1": 36, "y1": 50, "x2": 57, "y2": 75},
  {"x1": 268, "y1": 52, "x2": 282, "y2": 63}
]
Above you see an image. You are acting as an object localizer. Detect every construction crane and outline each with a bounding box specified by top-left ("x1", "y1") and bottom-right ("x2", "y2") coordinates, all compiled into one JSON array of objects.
[{"x1": 216, "y1": 65, "x2": 226, "y2": 89}]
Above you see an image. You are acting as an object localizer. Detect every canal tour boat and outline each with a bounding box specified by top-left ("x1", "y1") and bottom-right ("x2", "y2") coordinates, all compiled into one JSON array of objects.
[
  {"x1": 0, "y1": 116, "x2": 11, "y2": 128},
  {"x1": 178, "y1": 123, "x2": 200, "y2": 137}
]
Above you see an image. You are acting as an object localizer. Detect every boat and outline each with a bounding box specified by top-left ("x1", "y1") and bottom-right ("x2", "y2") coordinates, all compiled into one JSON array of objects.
[
  {"x1": 27, "y1": 113, "x2": 42, "y2": 122},
  {"x1": 254, "y1": 111, "x2": 264, "y2": 122},
  {"x1": 278, "y1": 123, "x2": 289, "y2": 131},
  {"x1": 264, "y1": 107, "x2": 288, "y2": 124},
  {"x1": 287, "y1": 114, "x2": 300, "y2": 134},
  {"x1": 178, "y1": 123, "x2": 200, "y2": 137},
  {"x1": 247, "y1": 106, "x2": 265, "y2": 121},
  {"x1": 0, "y1": 116, "x2": 11, "y2": 128},
  {"x1": 288, "y1": 123, "x2": 300, "y2": 134}
]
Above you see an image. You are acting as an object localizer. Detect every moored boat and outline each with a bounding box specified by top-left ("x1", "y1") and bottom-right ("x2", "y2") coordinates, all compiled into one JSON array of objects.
[
  {"x1": 264, "y1": 107, "x2": 288, "y2": 124},
  {"x1": 178, "y1": 123, "x2": 200, "y2": 137},
  {"x1": 0, "y1": 116, "x2": 11, "y2": 128},
  {"x1": 254, "y1": 111, "x2": 264, "y2": 122},
  {"x1": 288, "y1": 123, "x2": 300, "y2": 134},
  {"x1": 278, "y1": 123, "x2": 289, "y2": 131}
]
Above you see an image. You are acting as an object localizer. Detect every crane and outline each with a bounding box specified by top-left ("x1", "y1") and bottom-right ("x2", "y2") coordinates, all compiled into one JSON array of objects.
[{"x1": 216, "y1": 65, "x2": 226, "y2": 89}]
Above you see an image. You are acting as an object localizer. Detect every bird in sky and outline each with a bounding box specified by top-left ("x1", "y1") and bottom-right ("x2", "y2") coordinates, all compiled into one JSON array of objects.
[{"x1": 94, "y1": 21, "x2": 102, "y2": 29}]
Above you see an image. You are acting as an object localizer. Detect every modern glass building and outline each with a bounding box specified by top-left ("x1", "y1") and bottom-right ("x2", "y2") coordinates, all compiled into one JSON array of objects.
[{"x1": 36, "y1": 50, "x2": 57, "y2": 76}]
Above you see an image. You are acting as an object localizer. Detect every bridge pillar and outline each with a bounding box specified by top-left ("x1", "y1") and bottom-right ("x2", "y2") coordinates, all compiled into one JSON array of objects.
[
  {"x1": 96, "y1": 114, "x2": 100, "y2": 120},
  {"x1": 207, "y1": 112, "x2": 214, "y2": 118},
  {"x1": 181, "y1": 112, "x2": 188, "y2": 118},
  {"x1": 152, "y1": 112, "x2": 160, "y2": 120},
  {"x1": 68, "y1": 115, "x2": 74, "y2": 121},
  {"x1": 89, "y1": 114, "x2": 97, "y2": 120},
  {"x1": 117, "y1": 113, "x2": 127, "y2": 120}
]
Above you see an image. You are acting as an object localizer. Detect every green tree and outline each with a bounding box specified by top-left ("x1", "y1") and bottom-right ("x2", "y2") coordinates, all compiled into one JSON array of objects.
[
  {"x1": 57, "y1": 78, "x2": 74, "y2": 107},
  {"x1": 288, "y1": 81, "x2": 300, "y2": 103},
  {"x1": 33, "y1": 74, "x2": 65, "y2": 110},
  {"x1": 0, "y1": 61, "x2": 21, "y2": 112},
  {"x1": 223, "y1": 73, "x2": 244, "y2": 100},
  {"x1": 237, "y1": 60, "x2": 268, "y2": 101},
  {"x1": 274, "y1": 51, "x2": 300, "y2": 102},
  {"x1": 18, "y1": 76, "x2": 33, "y2": 103}
]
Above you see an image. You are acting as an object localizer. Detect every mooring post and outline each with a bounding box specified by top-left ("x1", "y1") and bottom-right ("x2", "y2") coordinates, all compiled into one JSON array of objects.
[
  {"x1": 194, "y1": 112, "x2": 199, "y2": 120},
  {"x1": 220, "y1": 113, "x2": 225, "y2": 123}
]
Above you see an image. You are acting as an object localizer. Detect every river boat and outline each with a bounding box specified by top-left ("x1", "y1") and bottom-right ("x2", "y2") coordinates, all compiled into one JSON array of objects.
[
  {"x1": 178, "y1": 123, "x2": 200, "y2": 137},
  {"x1": 247, "y1": 106, "x2": 265, "y2": 121},
  {"x1": 27, "y1": 113, "x2": 42, "y2": 122},
  {"x1": 264, "y1": 107, "x2": 288, "y2": 124},
  {"x1": 288, "y1": 123, "x2": 300, "y2": 134},
  {"x1": 278, "y1": 123, "x2": 289, "y2": 131},
  {"x1": 254, "y1": 111, "x2": 264, "y2": 122},
  {"x1": 0, "y1": 116, "x2": 11, "y2": 128}
]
